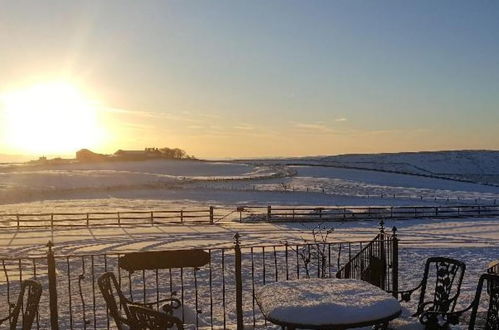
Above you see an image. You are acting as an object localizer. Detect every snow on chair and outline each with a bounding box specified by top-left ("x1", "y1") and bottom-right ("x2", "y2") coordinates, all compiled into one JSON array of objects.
[
  {"x1": 395, "y1": 257, "x2": 466, "y2": 328},
  {"x1": 487, "y1": 260, "x2": 499, "y2": 275},
  {"x1": 0, "y1": 279, "x2": 42, "y2": 330},
  {"x1": 115, "y1": 249, "x2": 210, "y2": 328},
  {"x1": 98, "y1": 272, "x2": 182, "y2": 330},
  {"x1": 129, "y1": 305, "x2": 184, "y2": 330}
]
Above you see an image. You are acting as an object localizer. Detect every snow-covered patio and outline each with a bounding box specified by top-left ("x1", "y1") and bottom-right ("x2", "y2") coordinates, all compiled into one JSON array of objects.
[{"x1": 0, "y1": 214, "x2": 497, "y2": 329}]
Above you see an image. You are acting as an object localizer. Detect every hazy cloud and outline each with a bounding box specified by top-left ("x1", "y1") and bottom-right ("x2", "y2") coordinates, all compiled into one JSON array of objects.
[
  {"x1": 292, "y1": 122, "x2": 335, "y2": 134},
  {"x1": 234, "y1": 124, "x2": 255, "y2": 131},
  {"x1": 101, "y1": 106, "x2": 221, "y2": 123}
]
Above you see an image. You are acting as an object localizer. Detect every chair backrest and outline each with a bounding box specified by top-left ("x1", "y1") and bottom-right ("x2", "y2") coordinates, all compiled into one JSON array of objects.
[
  {"x1": 128, "y1": 305, "x2": 183, "y2": 330},
  {"x1": 98, "y1": 272, "x2": 132, "y2": 330},
  {"x1": 487, "y1": 260, "x2": 499, "y2": 275},
  {"x1": 468, "y1": 273, "x2": 499, "y2": 330},
  {"x1": 10, "y1": 279, "x2": 42, "y2": 330},
  {"x1": 418, "y1": 257, "x2": 466, "y2": 315}
]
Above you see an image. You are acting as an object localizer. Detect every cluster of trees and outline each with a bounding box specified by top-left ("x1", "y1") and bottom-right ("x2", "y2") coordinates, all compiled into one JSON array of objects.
[
  {"x1": 76, "y1": 147, "x2": 196, "y2": 162},
  {"x1": 155, "y1": 147, "x2": 195, "y2": 159}
]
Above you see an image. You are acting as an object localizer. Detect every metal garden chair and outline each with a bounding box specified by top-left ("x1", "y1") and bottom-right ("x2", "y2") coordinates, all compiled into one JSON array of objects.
[
  {"x1": 487, "y1": 260, "x2": 499, "y2": 275},
  {"x1": 98, "y1": 272, "x2": 181, "y2": 330},
  {"x1": 422, "y1": 273, "x2": 499, "y2": 329},
  {"x1": 0, "y1": 279, "x2": 42, "y2": 330},
  {"x1": 129, "y1": 305, "x2": 184, "y2": 330},
  {"x1": 394, "y1": 257, "x2": 466, "y2": 327}
]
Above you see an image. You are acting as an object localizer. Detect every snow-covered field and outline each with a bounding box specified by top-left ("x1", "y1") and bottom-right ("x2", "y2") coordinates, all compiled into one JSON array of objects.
[
  {"x1": 0, "y1": 155, "x2": 498, "y2": 329},
  {"x1": 1, "y1": 158, "x2": 499, "y2": 207},
  {"x1": 315, "y1": 150, "x2": 499, "y2": 176}
]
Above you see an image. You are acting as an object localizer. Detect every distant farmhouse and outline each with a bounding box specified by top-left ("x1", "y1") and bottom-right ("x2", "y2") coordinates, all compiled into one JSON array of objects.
[
  {"x1": 114, "y1": 148, "x2": 161, "y2": 161},
  {"x1": 76, "y1": 147, "x2": 194, "y2": 162}
]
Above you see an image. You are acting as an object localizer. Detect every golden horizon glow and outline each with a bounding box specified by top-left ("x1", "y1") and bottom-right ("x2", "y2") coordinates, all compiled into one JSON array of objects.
[{"x1": 1, "y1": 81, "x2": 106, "y2": 155}]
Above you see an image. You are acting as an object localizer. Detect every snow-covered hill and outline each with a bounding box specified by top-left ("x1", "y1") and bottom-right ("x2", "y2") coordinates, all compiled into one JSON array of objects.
[
  {"x1": 2, "y1": 151, "x2": 499, "y2": 206},
  {"x1": 317, "y1": 150, "x2": 499, "y2": 176}
]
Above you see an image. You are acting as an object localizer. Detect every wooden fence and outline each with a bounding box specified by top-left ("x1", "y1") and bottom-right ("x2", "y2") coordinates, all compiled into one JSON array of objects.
[
  {"x1": 243, "y1": 204, "x2": 499, "y2": 222},
  {"x1": 0, "y1": 207, "x2": 215, "y2": 229},
  {"x1": 1, "y1": 204, "x2": 499, "y2": 229}
]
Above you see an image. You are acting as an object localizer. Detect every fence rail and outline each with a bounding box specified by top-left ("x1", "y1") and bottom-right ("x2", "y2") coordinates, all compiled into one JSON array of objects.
[
  {"x1": 1, "y1": 204, "x2": 498, "y2": 230},
  {"x1": 0, "y1": 226, "x2": 397, "y2": 329},
  {"x1": 258, "y1": 204, "x2": 499, "y2": 222},
  {"x1": 0, "y1": 207, "x2": 215, "y2": 229}
]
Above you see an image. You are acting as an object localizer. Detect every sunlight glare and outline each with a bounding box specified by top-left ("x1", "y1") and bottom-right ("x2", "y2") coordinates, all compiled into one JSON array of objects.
[{"x1": 1, "y1": 82, "x2": 105, "y2": 155}]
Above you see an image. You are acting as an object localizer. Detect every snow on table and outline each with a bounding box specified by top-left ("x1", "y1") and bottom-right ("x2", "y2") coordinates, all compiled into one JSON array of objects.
[{"x1": 256, "y1": 278, "x2": 401, "y2": 327}]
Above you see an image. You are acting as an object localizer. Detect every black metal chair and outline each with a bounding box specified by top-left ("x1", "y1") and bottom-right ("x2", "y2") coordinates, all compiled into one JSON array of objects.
[
  {"x1": 129, "y1": 305, "x2": 184, "y2": 330},
  {"x1": 0, "y1": 279, "x2": 42, "y2": 330},
  {"x1": 487, "y1": 260, "x2": 499, "y2": 275},
  {"x1": 395, "y1": 257, "x2": 466, "y2": 326},
  {"x1": 98, "y1": 272, "x2": 181, "y2": 330},
  {"x1": 422, "y1": 273, "x2": 499, "y2": 329}
]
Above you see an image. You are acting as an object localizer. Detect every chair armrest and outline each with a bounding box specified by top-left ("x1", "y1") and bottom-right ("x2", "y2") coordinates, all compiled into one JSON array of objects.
[
  {"x1": 159, "y1": 298, "x2": 182, "y2": 314},
  {"x1": 0, "y1": 314, "x2": 12, "y2": 325},
  {"x1": 0, "y1": 305, "x2": 17, "y2": 326},
  {"x1": 125, "y1": 297, "x2": 182, "y2": 314},
  {"x1": 389, "y1": 281, "x2": 423, "y2": 302}
]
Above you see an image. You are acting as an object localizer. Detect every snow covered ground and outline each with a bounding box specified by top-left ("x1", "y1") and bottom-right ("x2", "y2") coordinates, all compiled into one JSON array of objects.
[
  {"x1": 0, "y1": 216, "x2": 498, "y2": 329},
  {"x1": 0, "y1": 156, "x2": 498, "y2": 329},
  {"x1": 318, "y1": 150, "x2": 499, "y2": 176},
  {"x1": 1, "y1": 159, "x2": 499, "y2": 206},
  {"x1": 2, "y1": 215, "x2": 498, "y2": 254}
]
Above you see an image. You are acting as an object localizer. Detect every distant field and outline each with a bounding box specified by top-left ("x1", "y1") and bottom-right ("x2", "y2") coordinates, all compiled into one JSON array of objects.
[{"x1": 1, "y1": 156, "x2": 499, "y2": 209}]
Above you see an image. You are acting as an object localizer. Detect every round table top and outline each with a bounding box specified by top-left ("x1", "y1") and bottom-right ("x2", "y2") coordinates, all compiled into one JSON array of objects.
[{"x1": 256, "y1": 278, "x2": 401, "y2": 329}]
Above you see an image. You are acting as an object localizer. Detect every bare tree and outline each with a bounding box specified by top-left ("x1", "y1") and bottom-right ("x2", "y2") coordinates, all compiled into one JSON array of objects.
[{"x1": 284, "y1": 223, "x2": 334, "y2": 278}]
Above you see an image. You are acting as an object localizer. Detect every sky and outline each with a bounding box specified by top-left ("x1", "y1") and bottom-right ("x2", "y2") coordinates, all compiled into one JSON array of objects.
[{"x1": 0, "y1": 0, "x2": 498, "y2": 159}]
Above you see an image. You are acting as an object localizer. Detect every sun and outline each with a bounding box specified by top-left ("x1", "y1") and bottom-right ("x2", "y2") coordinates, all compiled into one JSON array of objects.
[{"x1": 1, "y1": 81, "x2": 105, "y2": 155}]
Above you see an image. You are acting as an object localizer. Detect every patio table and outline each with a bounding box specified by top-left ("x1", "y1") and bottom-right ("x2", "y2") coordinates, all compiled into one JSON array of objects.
[{"x1": 256, "y1": 278, "x2": 401, "y2": 330}]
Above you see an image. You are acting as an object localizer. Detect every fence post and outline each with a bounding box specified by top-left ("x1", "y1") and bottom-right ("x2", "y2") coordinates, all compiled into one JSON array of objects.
[
  {"x1": 234, "y1": 233, "x2": 244, "y2": 330},
  {"x1": 180, "y1": 210, "x2": 184, "y2": 223},
  {"x1": 117, "y1": 212, "x2": 121, "y2": 226},
  {"x1": 391, "y1": 227, "x2": 399, "y2": 298},
  {"x1": 51, "y1": 214, "x2": 54, "y2": 230},
  {"x1": 267, "y1": 205, "x2": 272, "y2": 221},
  {"x1": 47, "y1": 241, "x2": 59, "y2": 330},
  {"x1": 150, "y1": 211, "x2": 154, "y2": 226},
  {"x1": 209, "y1": 206, "x2": 214, "y2": 224},
  {"x1": 379, "y1": 220, "x2": 386, "y2": 290},
  {"x1": 86, "y1": 213, "x2": 90, "y2": 227}
]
